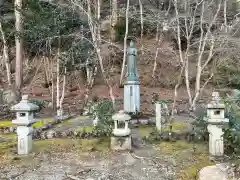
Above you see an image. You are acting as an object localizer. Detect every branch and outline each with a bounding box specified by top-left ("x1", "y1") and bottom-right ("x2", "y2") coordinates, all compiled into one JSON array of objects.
[
  {"x1": 173, "y1": 1, "x2": 184, "y2": 65},
  {"x1": 198, "y1": 1, "x2": 222, "y2": 67},
  {"x1": 191, "y1": 72, "x2": 214, "y2": 108},
  {"x1": 171, "y1": 64, "x2": 184, "y2": 118}
]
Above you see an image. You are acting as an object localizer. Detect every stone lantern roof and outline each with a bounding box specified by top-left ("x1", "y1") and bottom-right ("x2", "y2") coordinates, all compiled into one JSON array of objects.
[
  {"x1": 112, "y1": 110, "x2": 131, "y2": 122},
  {"x1": 11, "y1": 95, "x2": 39, "y2": 112}
]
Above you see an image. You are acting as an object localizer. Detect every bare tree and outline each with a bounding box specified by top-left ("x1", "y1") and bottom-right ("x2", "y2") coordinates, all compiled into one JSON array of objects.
[
  {"x1": 171, "y1": 0, "x2": 237, "y2": 111},
  {"x1": 71, "y1": 0, "x2": 116, "y2": 105},
  {"x1": 14, "y1": 0, "x2": 23, "y2": 93}
]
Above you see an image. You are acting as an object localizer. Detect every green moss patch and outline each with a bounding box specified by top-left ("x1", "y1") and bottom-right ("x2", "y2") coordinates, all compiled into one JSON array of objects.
[
  {"x1": 162, "y1": 121, "x2": 187, "y2": 133},
  {"x1": 33, "y1": 138, "x2": 109, "y2": 153},
  {"x1": 179, "y1": 156, "x2": 214, "y2": 180},
  {"x1": 0, "y1": 138, "x2": 110, "y2": 155},
  {"x1": 155, "y1": 140, "x2": 213, "y2": 180},
  {"x1": 0, "y1": 141, "x2": 16, "y2": 150},
  {"x1": 32, "y1": 119, "x2": 54, "y2": 128},
  {"x1": 76, "y1": 125, "x2": 94, "y2": 133},
  {"x1": 0, "y1": 133, "x2": 17, "y2": 141},
  {"x1": 137, "y1": 125, "x2": 155, "y2": 137},
  {"x1": 155, "y1": 141, "x2": 193, "y2": 156},
  {"x1": 0, "y1": 119, "x2": 54, "y2": 128},
  {"x1": 0, "y1": 121, "x2": 16, "y2": 127}
]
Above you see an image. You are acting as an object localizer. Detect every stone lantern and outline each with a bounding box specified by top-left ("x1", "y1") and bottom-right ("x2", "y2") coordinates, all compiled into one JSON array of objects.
[
  {"x1": 207, "y1": 92, "x2": 229, "y2": 157},
  {"x1": 11, "y1": 95, "x2": 39, "y2": 155},
  {"x1": 111, "y1": 110, "x2": 132, "y2": 150}
]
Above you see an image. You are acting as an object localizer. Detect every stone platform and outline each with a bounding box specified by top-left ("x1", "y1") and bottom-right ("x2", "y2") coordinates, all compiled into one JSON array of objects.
[{"x1": 110, "y1": 136, "x2": 132, "y2": 151}]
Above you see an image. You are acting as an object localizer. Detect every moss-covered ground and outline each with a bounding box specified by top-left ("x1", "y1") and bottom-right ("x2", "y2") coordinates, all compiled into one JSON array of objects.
[
  {"x1": 154, "y1": 140, "x2": 214, "y2": 180},
  {"x1": 137, "y1": 124, "x2": 155, "y2": 137},
  {"x1": 0, "y1": 116, "x2": 90, "y2": 129},
  {"x1": 0, "y1": 138, "x2": 110, "y2": 167},
  {"x1": 136, "y1": 120, "x2": 213, "y2": 179},
  {"x1": 76, "y1": 125, "x2": 94, "y2": 133},
  {"x1": 0, "y1": 119, "x2": 54, "y2": 128},
  {"x1": 162, "y1": 121, "x2": 189, "y2": 133}
]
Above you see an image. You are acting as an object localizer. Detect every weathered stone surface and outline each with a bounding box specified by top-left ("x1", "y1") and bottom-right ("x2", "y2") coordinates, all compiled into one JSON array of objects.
[
  {"x1": 198, "y1": 164, "x2": 229, "y2": 180},
  {"x1": 111, "y1": 136, "x2": 132, "y2": 151},
  {"x1": 1, "y1": 89, "x2": 17, "y2": 104},
  {"x1": 0, "y1": 105, "x2": 15, "y2": 119}
]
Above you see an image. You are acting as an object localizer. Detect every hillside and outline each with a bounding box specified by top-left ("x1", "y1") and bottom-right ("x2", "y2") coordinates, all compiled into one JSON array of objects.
[
  {"x1": 0, "y1": 0, "x2": 240, "y2": 117},
  {"x1": 0, "y1": 36, "x2": 217, "y2": 117}
]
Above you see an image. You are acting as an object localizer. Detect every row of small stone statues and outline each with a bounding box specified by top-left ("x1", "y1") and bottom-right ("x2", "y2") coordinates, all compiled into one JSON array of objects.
[{"x1": 11, "y1": 92, "x2": 228, "y2": 156}]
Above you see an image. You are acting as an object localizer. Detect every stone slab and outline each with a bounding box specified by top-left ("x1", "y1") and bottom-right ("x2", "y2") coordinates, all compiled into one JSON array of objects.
[{"x1": 198, "y1": 164, "x2": 230, "y2": 180}]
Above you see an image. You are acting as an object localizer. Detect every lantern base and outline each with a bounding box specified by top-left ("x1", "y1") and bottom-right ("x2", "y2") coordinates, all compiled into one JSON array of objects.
[{"x1": 110, "y1": 135, "x2": 131, "y2": 151}]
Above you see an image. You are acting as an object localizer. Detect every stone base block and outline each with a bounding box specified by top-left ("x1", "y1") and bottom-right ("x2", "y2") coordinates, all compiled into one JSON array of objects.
[{"x1": 110, "y1": 136, "x2": 131, "y2": 151}]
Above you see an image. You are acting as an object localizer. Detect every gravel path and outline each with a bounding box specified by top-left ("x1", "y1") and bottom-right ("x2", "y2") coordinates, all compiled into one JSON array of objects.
[
  {"x1": 51, "y1": 116, "x2": 93, "y2": 133},
  {"x1": 0, "y1": 147, "x2": 176, "y2": 180}
]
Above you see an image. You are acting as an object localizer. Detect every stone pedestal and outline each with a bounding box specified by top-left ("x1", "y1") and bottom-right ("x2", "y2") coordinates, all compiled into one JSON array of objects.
[
  {"x1": 124, "y1": 82, "x2": 140, "y2": 113},
  {"x1": 16, "y1": 126, "x2": 34, "y2": 155},
  {"x1": 110, "y1": 136, "x2": 132, "y2": 151},
  {"x1": 207, "y1": 124, "x2": 224, "y2": 157}
]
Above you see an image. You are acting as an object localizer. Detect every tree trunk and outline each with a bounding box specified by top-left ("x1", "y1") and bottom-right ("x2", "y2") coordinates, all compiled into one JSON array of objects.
[
  {"x1": 0, "y1": 0, "x2": 4, "y2": 6},
  {"x1": 111, "y1": 0, "x2": 118, "y2": 42},
  {"x1": 0, "y1": 22, "x2": 11, "y2": 86},
  {"x1": 59, "y1": 67, "x2": 66, "y2": 118},
  {"x1": 51, "y1": 60, "x2": 55, "y2": 113},
  {"x1": 14, "y1": 0, "x2": 23, "y2": 92},
  {"x1": 119, "y1": 0, "x2": 129, "y2": 86},
  {"x1": 152, "y1": 34, "x2": 163, "y2": 78},
  {"x1": 56, "y1": 39, "x2": 61, "y2": 117},
  {"x1": 138, "y1": 0, "x2": 143, "y2": 54}
]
